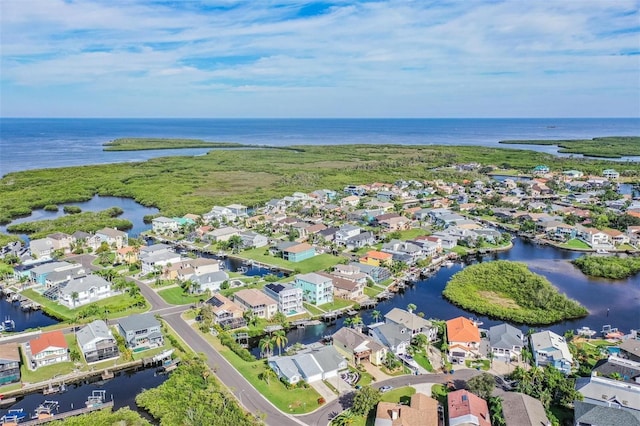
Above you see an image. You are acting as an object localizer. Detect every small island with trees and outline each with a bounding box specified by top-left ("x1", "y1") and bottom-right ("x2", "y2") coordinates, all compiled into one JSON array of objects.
[
  {"x1": 572, "y1": 254, "x2": 640, "y2": 279},
  {"x1": 103, "y1": 138, "x2": 246, "y2": 151},
  {"x1": 442, "y1": 260, "x2": 587, "y2": 325}
]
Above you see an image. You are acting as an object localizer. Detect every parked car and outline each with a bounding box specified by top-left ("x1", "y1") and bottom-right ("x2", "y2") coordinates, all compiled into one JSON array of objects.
[{"x1": 380, "y1": 385, "x2": 393, "y2": 393}]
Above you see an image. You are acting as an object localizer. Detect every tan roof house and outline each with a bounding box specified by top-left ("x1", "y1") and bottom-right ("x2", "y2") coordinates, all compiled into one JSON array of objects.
[
  {"x1": 233, "y1": 289, "x2": 278, "y2": 320},
  {"x1": 375, "y1": 393, "x2": 439, "y2": 426}
]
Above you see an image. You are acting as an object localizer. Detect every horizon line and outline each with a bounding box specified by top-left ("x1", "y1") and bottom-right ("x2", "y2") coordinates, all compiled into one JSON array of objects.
[{"x1": 1, "y1": 116, "x2": 639, "y2": 120}]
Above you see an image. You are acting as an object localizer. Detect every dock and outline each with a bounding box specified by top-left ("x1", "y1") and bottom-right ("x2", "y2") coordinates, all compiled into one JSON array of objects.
[{"x1": 18, "y1": 401, "x2": 114, "y2": 425}]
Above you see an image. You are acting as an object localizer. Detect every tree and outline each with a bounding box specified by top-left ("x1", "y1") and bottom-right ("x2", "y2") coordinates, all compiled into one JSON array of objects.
[
  {"x1": 332, "y1": 409, "x2": 356, "y2": 426},
  {"x1": 71, "y1": 291, "x2": 79, "y2": 307},
  {"x1": 260, "y1": 366, "x2": 277, "y2": 385},
  {"x1": 407, "y1": 303, "x2": 417, "y2": 313},
  {"x1": 466, "y1": 372, "x2": 495, "y2": 400},
  {"x1": 351, "y1": 386, "x2": 381, "y2": 416},
  {"x1": 272, "y1": 330, "x2": 288, "y2": 356},
  {"x1": 411, "y1": 333, "x2": 428, "y2": 348},
  {"x1": 259, "y1": 337, "x2": 274, "y2": 358},
  {"x1": 228, "y1": 235, "x2": 243, "y2": 254},
  {"x1": 371, "y1": 310, "x2": 381, "y2": 322}
]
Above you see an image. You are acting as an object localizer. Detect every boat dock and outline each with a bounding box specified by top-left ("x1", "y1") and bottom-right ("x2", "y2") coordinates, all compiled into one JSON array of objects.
[{"x1": 15, "y1": 398, "x2": 114, "y2": 425}]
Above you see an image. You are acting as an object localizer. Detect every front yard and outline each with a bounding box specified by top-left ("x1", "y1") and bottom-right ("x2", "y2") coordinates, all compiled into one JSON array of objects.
[
  {"x1": 157, "y1": 286, "x2": 205, "y2": 305},
  {"x1": 236, "y1": 249, "x2": 342, "y2": 274}
]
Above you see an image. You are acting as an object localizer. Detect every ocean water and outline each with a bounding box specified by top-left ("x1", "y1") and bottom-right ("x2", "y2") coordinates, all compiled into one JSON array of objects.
[{"x1": 0, "y1": 117, "x2": 638, "y2": 176}]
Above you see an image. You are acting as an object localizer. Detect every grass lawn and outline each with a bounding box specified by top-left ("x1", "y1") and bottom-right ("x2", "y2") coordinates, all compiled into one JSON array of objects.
[
  {"x1": 21, "y1": 361, "x2": 76, "y2": 384},
  {"x1": 465, "y1": 359, "x2": 490, "y2": 370},
  {"x1": 394, "y1": 229, "x2": 430, "y2": 240},
  {"x1": 618, "y1": 244, "x2": 636, "y2": 251},
  {"x1": 352, "y1": 367, "x2": 374, "y2": 387},
  {"x1": 202, "y1": 330, "x2": 321, "y2": 414},
  {"x1": 21, "y1": 289, "x2": 148, "y2": 322},
  {"x1": 560, "y1": 239, "x2": 591, "y2": 250},
  {"x1": 237, "y1": 249, "x2": 342, "y2": 274},
  {"x1": 380, "y1": 386, "x2": 416, "y2": 404},
  {"x1": 0, "y1": 382, "x2": 22, "y2": 393},
  {"x1": 157, "y1": 286, "x2": 204, "y2": 305},
  {"x1": 304, "y1": 303, "x2": 325, "y2": 316},
  {"x1": 364, "y1": 286, "x2": 383, "y2": 298},
  {"x1": 451, "y1": 246, "x2": 471, "y2": 256},
  {"x1": 412, "y1": 349, "x2": 434, "y2": 372},
  {"x1": 318, "y1": 298, "x2": 353, "y2": 312}
]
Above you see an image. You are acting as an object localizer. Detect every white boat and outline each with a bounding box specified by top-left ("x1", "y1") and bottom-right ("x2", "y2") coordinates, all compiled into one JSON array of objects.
[
  {"x1": 444, "y1": 261, "x2": 454, "y2": 267},
  {"x1": 596, "y1": 249, "x2": 609, "y2": 254},
  {"x1": 576, "y1": 326, "x2": 596, "y2": 337}
]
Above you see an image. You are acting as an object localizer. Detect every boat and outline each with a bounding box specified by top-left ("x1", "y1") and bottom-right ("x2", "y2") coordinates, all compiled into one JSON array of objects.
[
  {"x1": 1, "y1": 408, "x2": 27, "y2": 424},
  {"x1": 444, "y1": 260, "x2": 454, "y2": 267},
  {"x1": 32, "y1": 400, "x2": 59, "y2": 420},
  {"x1": 601, "y1": 325, "x2": 624, "y2": 340},
  {"x1": 85, "y1": 390, "x2": 107, "y2": 408},
  {"x1": 1, "y1": 318, "x2": 15, "y2": 332},
  {"x1": 469, "y1": 317, "x2": 484, "y2": 326},
  {"x1": 576, "y1": 326, "x2": 596, "y2": 338},
  {"x1": 596, "y1": 249, "x2": 609, "y2": 254}
]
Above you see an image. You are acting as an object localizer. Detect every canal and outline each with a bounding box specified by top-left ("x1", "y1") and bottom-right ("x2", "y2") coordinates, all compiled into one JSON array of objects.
[{"x1": 0, "y1": 367, "x2": 168, "y2": 423}]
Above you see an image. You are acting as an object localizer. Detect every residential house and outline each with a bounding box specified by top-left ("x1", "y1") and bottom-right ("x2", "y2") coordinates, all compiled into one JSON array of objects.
[
  {"x1": 352, "y1": 262, "x2": 391, "y2": 284},
  {"x1": 281, "y1": 242, "x2": 315, "y2": 262},
  {"x1": 577, "y1": 226, "x2": 611, "y2": 247},
  {"x1": 205, "y1": 294, "x2": 246, "y2": 329},
  {"x1": 340, "y1": 195, "x2": 360, "y2": 208},
  {"x1": 375, "y1": 213, "x2": 409, "y2": 231},
  {"x1": 233, "y1": 289, "x2": 278, "y2": 320},
  {"x1": 446, "y1": 317, "x2": 481, "y2": 363},
  {"x1": 375, "y1": 393, "x2": 439, "y2": 426},
  {"x1": 268, "y1": 345, "x2": 347, "y2": 385},
  {"x1": 29, "y1": 261, "x2": 82, "y2": 286},
  {"x1": 368, "y1": 322, "x2": 412, "y2": 356},
  {"x1": 264, "y1": 283, "x2": 304, "y2": 316},
  {"x1": 226, "y1": 204, "x2": 248, "y2": 217},
  {"x1": 205, "y1": 226, "x2": 241, "y2": 243},
  {"x1": 530, "y1": 330, "x2": 574, "y2": 374},
  {"x1": 116, "y1": 246, "x2": 139, "y2": 265},
  {"x1": 59, "y1": 274, "x2": 116, "y2": 308},
  {"x1": 574, "y1": 401, "x2": 640, "y2": 426},
  {"x1": 332, "y1": 327, "x2": 387, "y2": 366},
  {"x1": 384, "y1": 308, "x2": 437, "y2": 341},
  {"x1": 0, "y1": 343, "x2": 20, "y2": 385},
  {"x1": 294, "y1": 273, "x2": 333, "y2": 305},
  {"x1": 332, "y1": 264, "x2": 369, "y2": 286},
  {"x1": 603, "y1": 169, "x2": 620, "y2": 180},
  {"x1": 335, "y1": 225, "x2": 362, "y2": 246},
  {"x1": 239, "y1": 231, "x2": 269, "y2": 249},
  {"x1": 344, "y1": 231, "x2": 376, "y2": 250},
  {"x1": 139, "y1": 243, "x2": 173, "y2": 258},
  {"x1": 27, "y1": 330, "x2": 68, "y2": 369},
  {"x1": 140, "y1": 250, "x2": 182, "y2": 275},
  {"x1": 575, "y1": 375, "x2": 640, "y2": 412},
  {"x1": 563, "y1": 170, "x2": 584, "y2": 178},
  {"x1": 47, "y1": 232, "x2": 73, "y2": 254},
  {"x1": 151, "y1": 216, "x2": 179, "y2": 234},
  {"x1": 95, "y1": 228, "x2": 128, "y2": 249},
  {"x1": 189, "y1": 270, "x2": 229, "y2": 294},
  {"x1": 489, "y1": 323, "x2": 524, "y2": 362},
  {"x1": 318, "y1": 272, "x2": 364, "y2": 300},
  {"x1": 117, "y1": 313, "x2": 164, "y2": 350},
  {"x1": 29, "y1": 238, "x2": 55, "y2": 259},
  {"x1": 447, "y1": 389, "x2": 491, "y2": 426},
  {"x1": 603, "y1": 229, "x2": 630, "y2": 246},
  {"x1": 501, "y1": 392, "x2": 550, "y2": 426},
  {"x1": 381, "y1": 240, "x2": 423, "y2": 264},
  {"x1": 533, "y1": 165, "x2": 550, "y2": 175},
  {"x1": 203, "y1": 206, "x2": 236, "y2": 223},
  {"x1": 592, "y1": 355, "x2": 640, "y2": 384},
  {"x1": 431, "y1": 232, "x2": 458, "y2": 250},
  {"x1": 360, "y1": 250, "x2": 393, "y2": 267},
  {"x1": 76, "y1": 320, "x2": 119, "y2": 363},
  {"x1": 71, "y1": 231, "x2": 102, "y2": 251},
  {"x1": 619, "y1": 338, "x2": 640, "y2": 362}
]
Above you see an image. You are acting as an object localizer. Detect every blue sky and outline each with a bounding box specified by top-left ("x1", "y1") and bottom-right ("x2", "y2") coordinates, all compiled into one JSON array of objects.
[{"x1": 1, "y1": 0, "x2": 639, "y2": 118}]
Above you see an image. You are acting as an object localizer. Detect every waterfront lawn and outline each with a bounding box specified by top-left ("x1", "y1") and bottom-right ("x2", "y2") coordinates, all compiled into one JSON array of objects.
[
  {"x1": 380, "y1": 386, "x2": 416, "y2": 404},
  {"x1": 318, "y1": 298, "x2": 353, "y2": 312},
  {"x1": 393, "y1": 229, "x2": 429, "y2": 240},
  {"x1": 238, "y1": 249, "x2": 341, "y2": 274},
  {"x1": 0, "y1": 382, "x2": 22, "y2": 393},
  {"x1": 364, "y1": 286, "x2": 383, "y2": 298},
  {"x1": 560, "y1": 239, "x2": 591, "y2": 250},
  {"x1": 157, "y1": 287, "x2": 204, "y2": 305},
  {"x1": 22, "y1": 289, "x2": 148, "y2": 322},
  {"x1": 20, "y1": 361, "x2": 76, "y2": 384},
  {"x1": 304, "y1": 303, "x2": 325, "y2": 316},
  {"x1": 206, "y1": 332, "x2": 321, "y2": 414}
]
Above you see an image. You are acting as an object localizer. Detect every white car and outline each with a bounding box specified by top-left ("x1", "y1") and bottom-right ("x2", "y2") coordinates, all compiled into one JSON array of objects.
[{"x1": 379, "y1": 385, "x2": 393, "y2": 393}]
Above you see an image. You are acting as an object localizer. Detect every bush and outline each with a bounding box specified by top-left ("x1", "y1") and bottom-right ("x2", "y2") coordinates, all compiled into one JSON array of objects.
[
  {"x1": 573, "y1": 255, "x2": 640, "y2": 279},
  {"x1": 43, "y1": 204, "x2": 59, "y2": 211},
  {"x1": 218, "y1": 332, "x2": 256, "y2": 362},
  {"x1": 63, "y1": 205, "x2": 82, "y2": 214}
]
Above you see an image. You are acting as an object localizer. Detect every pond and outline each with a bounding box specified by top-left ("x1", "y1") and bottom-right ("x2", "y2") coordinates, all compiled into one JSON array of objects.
[{"x1": 0, "y1": 195, "x2": 159, "y2": 240}]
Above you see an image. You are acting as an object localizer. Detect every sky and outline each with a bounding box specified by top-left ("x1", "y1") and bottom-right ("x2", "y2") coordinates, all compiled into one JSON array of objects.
[{"x1": 1, "y1": 0, "x2": 639, "y2": 118}]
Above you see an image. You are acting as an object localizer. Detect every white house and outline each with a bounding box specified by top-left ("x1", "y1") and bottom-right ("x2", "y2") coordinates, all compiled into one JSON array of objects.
[
  {"x1": 58, "y1": 274, "x2": 117, "y2": 308},
  {"x1": 268, "y1": 346, "x2": 347, "y2": 384},
  {"x1": 95, "y1": 228, "x2": 128, "y2": 249},
  {"x1": 151, "y1": 216, "x2": 179, "y2": 234}
]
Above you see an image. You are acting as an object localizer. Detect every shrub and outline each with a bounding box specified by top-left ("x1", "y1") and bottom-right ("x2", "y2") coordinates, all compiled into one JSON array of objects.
[
  {"x1": 43, "y1": 204, "x2": 59, "y2": 211},
  {"x1": 63, "y1": 205, "x2": 82, "y2": 214},
  {"x1": 218, "y1": 332, "x2": 256, "y2": 362}
]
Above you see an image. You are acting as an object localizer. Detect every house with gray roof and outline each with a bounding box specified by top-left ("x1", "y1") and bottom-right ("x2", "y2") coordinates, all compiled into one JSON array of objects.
[
  {"x1": 0, "y1": 343, "x2": 21, "y2": 385},
  {"x1": 530, "y1": 330, "x2": 574, "y2": 374},
  {"x1": 574, "y1": 401, "x2": 640, "y2": 426},
  {"x1": 95, "y1": 227, "x2": 128, "y2": 249},
  {"x1": 76, "y1": 320, "x2": 119, "y2": 363},
  {"x1": 501, "y1": 392, "x2": 549, "y2": 426},
  {"x1": 140, "y1": 250, "x2": 182, "y2": 275},
  {"x1": 268, "y1": 345, "x2": 347, "y2": 384},
  {"x1": 118, "y1": 313, "x2": 163, "y2": 350},
  {"x1": 368, "y1": 322, "x2": 411, "y2": 356},
  {"x1": 575, "y1": 375, "x2": 640, "y2": 412},
  {"x1": 592, "y1": 355, "x2": 640, "y2": 384},
  {"x1": 384, "y1": 308, "x2": 437, "y2": 341},
  {"x1": 489, "y1": 323, "x2": 524, "y2": 362},
  {"x1": 59, "y1": 274, "x2": 116, "y2": 308},
  {"x1": 619, "y1": 338, "x2": 640, "y2": 362},
  {"x1": 189, "y1": 270, "x2": 229, "y2": 294},
  {"x1": 333, "y1": 327, "x2": 387, "y2": 366}
]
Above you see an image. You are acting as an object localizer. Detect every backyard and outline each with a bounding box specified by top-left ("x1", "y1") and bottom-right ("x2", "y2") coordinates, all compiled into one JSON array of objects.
[{"x1": 236, "y1": 249, "x2": 342, "y2": 274}]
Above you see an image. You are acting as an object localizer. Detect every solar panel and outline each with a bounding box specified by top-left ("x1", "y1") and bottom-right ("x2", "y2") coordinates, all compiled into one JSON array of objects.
[{"x1": 207, "y1": 296, "x2": 224, "y2": 308}]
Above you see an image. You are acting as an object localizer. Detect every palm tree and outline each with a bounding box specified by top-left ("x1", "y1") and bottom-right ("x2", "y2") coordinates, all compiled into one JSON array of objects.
[
  {"x1": 332, "y1": 409, "x2": 356, "y2": 426},
  {"x1": 71, "y1": 291, "x2": 79, "y2": 307},
  {"x1": 371, "y1": 310, "x2": 381, "y2": 323},
  {"x1": 259, "y1": 337, "x2": 274, "y2": 358},
  {"x1": 261, "y1": 366, "x2": 277, "y2": 385},
  {"x1": 351, "y1": 316, "x2": 363, "y2": 330},
  {"x1": 228, "y1": 235, "x2": 243, "y2": 253},
  {"x1": 343, "y1": 317, "x2": 353, "y2": 328},
  {"x1": 407, "y1": 303, "x2": 417, "y2": 313},
  {"x1": 272, "y1": 330, "x2": 288, "y2": 356}
]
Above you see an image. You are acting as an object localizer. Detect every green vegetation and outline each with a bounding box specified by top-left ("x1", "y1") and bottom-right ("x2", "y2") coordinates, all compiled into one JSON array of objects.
[
  {"x1": 559, "y1": 239, "x2": 591, "y2": 250},
  {"x1": 443, "y1": 260, "x2": 587, "y2": 325},
  {"x1": 238, "y1": 249, "x2": 341, "y2": 273},
  {"x1": 318, "y1": 298, "x2": 354, "y2": 312},
  {"x1": 157, "y1": 286, "x2": 205, "y2": 305},
  {"x1": 57, "y1": 407, "x2": 150, "y2": 425},
  {"x1": 136, "y1": 357, "x2": 260, "y2": 426},
  {"x1": 0, "y1": 233, "x2": 20, "y2": 247},
  {"x1": 499, "y1": 136, "x2": 640, "y2": 158},
  {"x1": 3, "y1": 144, "x2": 637, "y2": 225},
  {"x1": 380, "y1": 386, "x2": 416, "y2": 404},
  {"x1": 103, "y1": 138, "x2": 245, "y2": 151},
  {"x1": 466, "y1": 372, "x2": 495, "y2": 399},
  {"x1": 43, "y1": 204, "x2": 59, "y2": 211},
  {"x1": 63, "y1": 205, "x2": 82, "y2": 214},
  {"x1": 6, "y1": 207, "x2": 131, "y2": 239},
  {"x1": 573, "y1": 255, "x2": 640, "y2": 279}
]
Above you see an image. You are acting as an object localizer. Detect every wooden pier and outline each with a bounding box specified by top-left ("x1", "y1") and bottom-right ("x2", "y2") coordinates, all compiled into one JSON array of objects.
[{"x1": 18, "y1": 401, "x2": 114, "y2": 425}]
